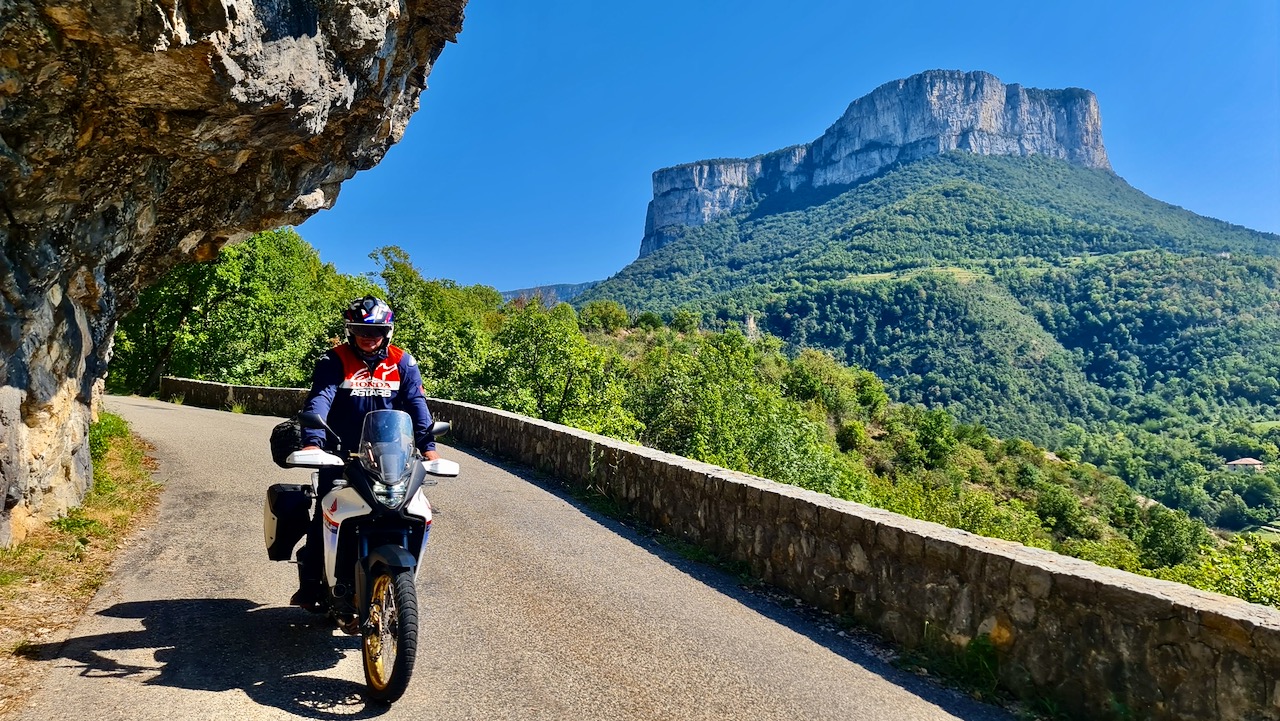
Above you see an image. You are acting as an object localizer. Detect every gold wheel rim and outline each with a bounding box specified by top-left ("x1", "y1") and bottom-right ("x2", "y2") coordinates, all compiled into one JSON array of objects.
[{"x1": 363, "y1": 574, "x2": 399, "y2": 690}]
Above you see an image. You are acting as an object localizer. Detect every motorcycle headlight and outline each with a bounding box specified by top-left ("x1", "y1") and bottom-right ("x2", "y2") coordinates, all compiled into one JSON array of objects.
[
  {"x1": 368, "y1": 462, "x2": 415, "y2": 508},
  {"x1": 372, "y1": 478, "x2": 409, "y2": 509}
]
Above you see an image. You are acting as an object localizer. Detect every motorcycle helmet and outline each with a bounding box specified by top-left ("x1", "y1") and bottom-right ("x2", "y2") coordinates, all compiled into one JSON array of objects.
[{"x1": 343, "y1": 296, "x2": 395, "y2": 352}]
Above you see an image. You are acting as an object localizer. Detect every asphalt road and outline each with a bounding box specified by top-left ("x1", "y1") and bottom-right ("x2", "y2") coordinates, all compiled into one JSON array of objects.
[{"x1": 12, "y1": 396, "x2": 1015, "y2": 720}]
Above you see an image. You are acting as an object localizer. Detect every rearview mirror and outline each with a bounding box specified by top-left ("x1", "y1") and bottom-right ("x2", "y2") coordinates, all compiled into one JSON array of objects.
[{"x1": 429, "y1": 421, "x2": 451, "y2": 436}]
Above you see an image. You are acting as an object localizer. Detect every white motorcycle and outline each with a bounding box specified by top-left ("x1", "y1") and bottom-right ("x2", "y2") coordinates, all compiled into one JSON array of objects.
[{"x1": 264, "y1": 409, "x2": 458, "y2": 702}]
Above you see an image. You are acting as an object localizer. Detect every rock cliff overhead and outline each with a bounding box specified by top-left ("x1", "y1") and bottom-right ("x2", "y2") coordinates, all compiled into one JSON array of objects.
[
  {"x1": 640, "y1": 70, "x2": 1111, "y2": 256},
  {"x1": 0, "y1": 0, "x2": 466, "y2": 544}
]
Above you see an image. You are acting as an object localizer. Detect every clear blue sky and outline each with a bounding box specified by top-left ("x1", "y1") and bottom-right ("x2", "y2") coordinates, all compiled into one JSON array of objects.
[{"x1": 296, "y1": 0, "x2": 1280, "y2": 292}]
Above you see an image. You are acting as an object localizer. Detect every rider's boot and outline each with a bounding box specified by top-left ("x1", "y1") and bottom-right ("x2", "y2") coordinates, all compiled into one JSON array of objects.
[{"x1": 290, "y1": 557, "x2": 325, "y2": 612}]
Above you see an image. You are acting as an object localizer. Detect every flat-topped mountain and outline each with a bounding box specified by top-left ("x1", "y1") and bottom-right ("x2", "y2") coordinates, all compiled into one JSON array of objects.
[
  {"x1": 579, "y1": 70, "x2": 1280, "y2": 530},
  {"x1": 641, "y1": 70, "x2": 1109, "y2": 256}
]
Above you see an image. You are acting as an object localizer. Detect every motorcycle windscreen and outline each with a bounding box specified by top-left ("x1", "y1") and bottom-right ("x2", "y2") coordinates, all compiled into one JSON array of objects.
[{"x1": 358, "y1": 409, "x2": 415, "y2": 485}]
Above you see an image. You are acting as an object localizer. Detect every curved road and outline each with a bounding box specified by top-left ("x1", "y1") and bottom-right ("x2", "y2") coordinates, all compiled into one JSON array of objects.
[{"x1": 12, "y1": 396, "x2": 1014, "y2": 721}]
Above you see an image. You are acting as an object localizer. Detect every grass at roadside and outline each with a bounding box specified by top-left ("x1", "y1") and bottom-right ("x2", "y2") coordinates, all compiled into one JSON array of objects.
[{"x1": 0, "y1": 411, "x2": 160, "y2": 716}]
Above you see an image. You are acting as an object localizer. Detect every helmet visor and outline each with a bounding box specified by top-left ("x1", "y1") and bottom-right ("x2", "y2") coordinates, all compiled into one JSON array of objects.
[{"x1": 347, "y1": 323, "x2": 391, "y2": 339}]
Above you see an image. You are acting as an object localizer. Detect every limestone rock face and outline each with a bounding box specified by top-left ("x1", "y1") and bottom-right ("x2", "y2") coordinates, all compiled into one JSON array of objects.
[
  {"x1": 640, "y1": 70, "x2": 1111, "y2": 256},
  {"x1": 0, "y1": 0, "x2": 467, "y2": 544}
]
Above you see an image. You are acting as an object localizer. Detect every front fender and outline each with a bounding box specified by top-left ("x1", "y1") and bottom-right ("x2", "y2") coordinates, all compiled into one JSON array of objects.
[
  {"x1": 365, "y1": 544, "x2": 417, "y2": 573},
  {"x1": 355, "y1": 544, "x2": 417, "y2": 621}
]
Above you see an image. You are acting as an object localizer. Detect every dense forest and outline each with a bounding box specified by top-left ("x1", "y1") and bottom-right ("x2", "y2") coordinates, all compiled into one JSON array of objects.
[
  {"x1": 108, "y1": 232, "x2": 1280, "y2": 609},
  {"x1": 576, "y1": 152, "x2": 1280, "y2": 533}
]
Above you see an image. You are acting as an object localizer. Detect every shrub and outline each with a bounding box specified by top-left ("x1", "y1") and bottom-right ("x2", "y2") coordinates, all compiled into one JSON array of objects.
[
  {"x1": 633, "y1": 311, "x2": 663, "y2": 331},
  {"x1": 580, "y1": 300, "x2": 630, "y2": 334},
  {"x1": 669, "y1": 308, "x2": 700, "y2": 333},
  {"x1": 88, "y1": 413, "x2": 130, "y2": 464}
]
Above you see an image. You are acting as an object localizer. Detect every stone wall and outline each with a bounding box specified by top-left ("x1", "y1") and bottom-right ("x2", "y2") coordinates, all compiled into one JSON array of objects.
[
  {"x1": 162, "y1": 380, "x2": 1280, "y2": 720},
  {"x1": 159, "y1": 377, "x2": 306, "y2": 418},
  {"x1": 426, "y1": 398, "x2": 1280, "y2": 721}
]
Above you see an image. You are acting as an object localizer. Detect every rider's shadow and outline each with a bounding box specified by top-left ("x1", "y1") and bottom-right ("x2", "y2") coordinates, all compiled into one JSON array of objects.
[{"x1": 17, "y1": 599, "x2": 387, "y2": 720}]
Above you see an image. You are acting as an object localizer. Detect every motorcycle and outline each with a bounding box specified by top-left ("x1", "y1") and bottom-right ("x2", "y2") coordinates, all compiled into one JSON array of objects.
[{"x1": 263, "y1": 409, "x2": 458, "y2": 702}]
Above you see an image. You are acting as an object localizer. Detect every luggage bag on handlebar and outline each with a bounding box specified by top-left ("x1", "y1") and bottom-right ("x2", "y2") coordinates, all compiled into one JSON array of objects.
[{"x1": 269, "y1": 415, "x2": 304, "y2": 469}]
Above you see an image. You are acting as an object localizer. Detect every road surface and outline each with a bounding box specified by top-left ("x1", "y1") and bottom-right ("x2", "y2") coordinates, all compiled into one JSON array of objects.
[{"x1": 12, "y1": 396, "x2": 1014, "y2": 720}]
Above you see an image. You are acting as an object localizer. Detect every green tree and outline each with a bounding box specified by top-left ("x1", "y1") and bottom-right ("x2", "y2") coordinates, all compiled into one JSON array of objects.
[
  {"x1": 782, "y1": 349, "x2": 889, "y2": 424},
  {"x1": 1156, "y1": 534, "x2": 1280, "y2": 607},
  {"x1": 669, "y1": 308, "x2": 700, "y2": 333},
  {"x1": 1214, "y1": 491, "x2": 1252, "y2": 531},
  {"x1": 917, "y1": 408, "x2": 958, "y2": 468},
  {"x1": 633, "y1": 311, "x2": 664, "y2": 331},
  {"x1": 109, "y1": 228, "x2": 370, "y2": 393},
  {"x1": 481, "y1": 302, "x2": 640, "y2": 439},
  {"x1": 836, "y1": 421, "x2": 870, "y2": 453},
  {"x1": 1036, "y1": 483, "x2": 1093, "y2": 538},
  {"x1": 109, "y1": 259, "x2": 224, "y2": 395},
  {"x1": 626, "y1": 331, "x2": 864, "y2": 499},
  {"x1": 367, "y1": 245, "x2": 503, "y2": 401},
  {"x1": 579, "y1": 300, "x2": 630, "y2": 334},
  {"x1": 1139, "y1": 506, "x2": 1207, "y2": 568}
]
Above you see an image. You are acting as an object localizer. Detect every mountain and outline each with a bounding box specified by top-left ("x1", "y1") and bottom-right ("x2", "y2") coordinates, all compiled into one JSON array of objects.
[
  {"x1": 582, "y1": 150, "x2": 1278, "y2": 312},
  {"x1": 576, "y1": 71, "x2": 1280, "y2": 528},
  {"x1": 640, "y1": 69, "x2": 1109, "y2": 256},
  {"x1": 502, "y1": 281, "x2": 600, "y2": 303}
]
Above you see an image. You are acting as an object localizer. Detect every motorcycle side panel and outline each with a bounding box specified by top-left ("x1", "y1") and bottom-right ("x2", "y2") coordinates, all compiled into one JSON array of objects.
[
  {"x1": 320, "y1": 487, "x2": 373, "y2": 586},
  {"x1": 404, "y1": 488, "x2": 432, "y2": 523},
  {"x1": 405, "y1": 488, "x2": 432, "y2": 567},
  {"x1": 264, "y1": 483, "x2": 312, "y2": 561}
]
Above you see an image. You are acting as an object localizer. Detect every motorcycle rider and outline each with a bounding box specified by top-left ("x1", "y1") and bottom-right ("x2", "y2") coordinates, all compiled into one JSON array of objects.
[{"x1": 291, "y1": 295, "x2": 440, "y2": 609}]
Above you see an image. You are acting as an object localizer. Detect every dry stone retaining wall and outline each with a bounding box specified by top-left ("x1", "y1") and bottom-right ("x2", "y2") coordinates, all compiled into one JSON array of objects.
[
  {"x1": 160, "y1": 377, "x2": 307, "y2": 418},
  {"x1": 164, "y1": 379, "x2": 1280, "y2": 720}
]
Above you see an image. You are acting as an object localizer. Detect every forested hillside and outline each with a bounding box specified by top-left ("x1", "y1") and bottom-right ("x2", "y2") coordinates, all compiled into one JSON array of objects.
[
  {"x1": 109, "y1": 233, "x2": 1280, "y2": 609},
  {"x1": 579, "y1": 152, "x2": 1277, "y2": 311},
  {"x1": 754, "y1": 272, "x2": 1109, "y2": 444},
  {"x1": 577, "y1": 152, "x2": 1280, "y2": 531}
]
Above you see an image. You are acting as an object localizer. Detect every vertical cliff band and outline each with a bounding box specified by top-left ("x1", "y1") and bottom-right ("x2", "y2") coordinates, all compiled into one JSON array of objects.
[{"x1": 640, "y1": 70, "x2": 1110, "y2": 257}]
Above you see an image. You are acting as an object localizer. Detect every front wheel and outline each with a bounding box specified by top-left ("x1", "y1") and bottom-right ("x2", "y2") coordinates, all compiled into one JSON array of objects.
[{"x1": 362, "y1": 568, "x2": 419, "y2": 702}]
